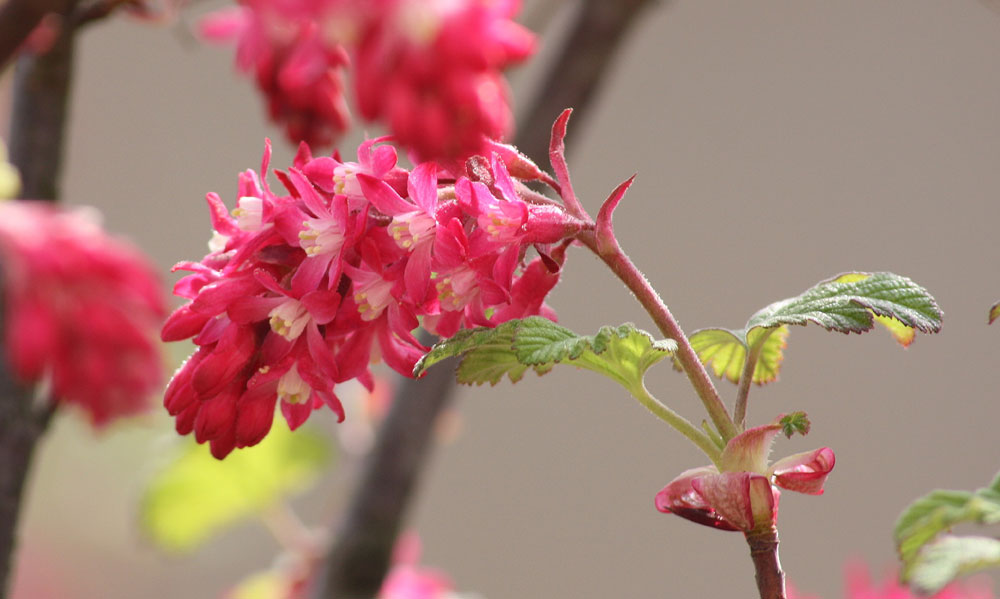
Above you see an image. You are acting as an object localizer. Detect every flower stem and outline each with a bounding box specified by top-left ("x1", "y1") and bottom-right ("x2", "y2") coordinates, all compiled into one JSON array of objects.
[
  {"x1": 630, "y1": 382, "x2": 721, "y2": 466},
  {"x1": 745, "y1": 527, "x2": 786, "y2": 599},
  {"x1": 578, "y1": 231, "x2": 738, "y2": 442}
]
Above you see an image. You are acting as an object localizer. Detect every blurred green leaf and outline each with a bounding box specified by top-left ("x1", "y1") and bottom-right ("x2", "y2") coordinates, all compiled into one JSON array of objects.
[
  {"x1": 990, "y1": 301, "x2": 1000, "y2": 325},
  {"x1": 895, "y1": 471, "x2": 1000, "y2": 593},
  {"x1": 414, "y1": 316, "x2": 676, "y2": 392},
  {"x1": 907, "y1": 536, "x2": 1000, "y2": 595},
  {"x1": 141, "y1": 420, "x2": 332, "y2": 552}
]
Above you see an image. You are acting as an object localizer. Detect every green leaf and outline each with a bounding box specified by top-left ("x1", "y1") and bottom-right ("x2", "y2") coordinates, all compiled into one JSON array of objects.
[
  {"x1": 414, "y1": 316, "x2": 677, "y2": 392},
  {"x1": 895, "y1": 471, "x2": 1000, "y2": 591},
  {"x1": 682, "y1": 326, "x2": 788, "y2": 384},
  {"x1": 746, "y1": 272, "x2": 941, "y2": 342},
  {"x1": 685, "y1": 272, "x2": 941, "y2": 386},
  {"x1": 906, "y1": 536, "x2": 1000, "y2": 595},
  {"x1": 141, "y1": 420, "x2": 332, "y2": 552},
  {"x1": 779, "y1": 411, "x2": 811, "y2": 438},
  {"x1": 990, "y1": 301, "x2": 1000, "y2": 325}
]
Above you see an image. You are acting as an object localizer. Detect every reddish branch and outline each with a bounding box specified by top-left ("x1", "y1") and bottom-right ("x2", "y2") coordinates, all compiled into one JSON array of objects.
[
  {"x1": 746, "y1": 528, "x2": 786, "y2": 599},
  {"x1": 311, "y1": 1, "x2": 658, "y2": 597}
]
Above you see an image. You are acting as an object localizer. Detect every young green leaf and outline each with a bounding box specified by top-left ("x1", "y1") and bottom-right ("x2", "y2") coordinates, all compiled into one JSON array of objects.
[
  {"x1": 906, "y1": 536, "x2": 1000, "y2": 595},
  {"x1": 683, "y1": 326, "x2": 789, "y2": 384},
  {"x1": 413, "y1": 316, "x2": 677, "y2": 392},
  {"x1": 779, "y1": 411, "x2": 811, "y2": 438},
  {"x1": 746, "y1": 272, "x2": 941, "y2": 340},
  {"x1": 894, "y1": 471, "x2": 1000, "y2": 592},
  {"x1": 684, "y1": 272, "x2": 941, "y2": 386},
  {"x1": 141, "y1": 421, "x2": 332, "y2": 552}
]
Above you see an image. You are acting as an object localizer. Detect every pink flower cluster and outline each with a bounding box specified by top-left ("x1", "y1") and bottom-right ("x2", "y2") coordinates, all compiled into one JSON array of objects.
[
  {"x1": 655, "y1": 418, "x2": 835, "y2": 532},
  {"x1": 0, "y1": 201, "x2": 166, "y2": 426},
  {"x1": 201, "y1": 0, "x2": 535, "y2": 163},
  {"x1": 787, "y1": 562, "x2": 994, "y2": 599},
  {"x1": 163, "y1": 138, "x2": 581, "y2": 458}
]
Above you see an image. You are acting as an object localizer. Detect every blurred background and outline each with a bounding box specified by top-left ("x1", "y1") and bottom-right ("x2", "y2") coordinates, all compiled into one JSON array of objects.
[{"x1": 4, "y1": 0, "x2": 1000, "y2": 597}]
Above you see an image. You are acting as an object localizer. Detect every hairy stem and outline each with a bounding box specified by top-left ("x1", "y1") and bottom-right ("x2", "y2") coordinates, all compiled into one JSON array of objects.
[
  {"x1": 745, "y1": 527, "x2": 786, "y2": 599},
  {"x1": 578, "y1": 231, "x2": 737, "y2": 441},
  {"x1": 630, "y1": 382, "x2": 721, "y2": 466},
  {"x1": 733, "y1": 336, "x2": 767, "y2": 430}
]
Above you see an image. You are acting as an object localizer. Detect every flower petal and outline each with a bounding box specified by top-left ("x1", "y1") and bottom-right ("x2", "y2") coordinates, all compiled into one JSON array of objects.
[
  {"x1": 771, "y1": 447, "x2": 836, "y2": 495},
  {"x1": 720, "y1": 422, "x2": 783, "y2": 474},
  {"x1": 654, "y1": 467, "x2": 742, "y2": 532}
]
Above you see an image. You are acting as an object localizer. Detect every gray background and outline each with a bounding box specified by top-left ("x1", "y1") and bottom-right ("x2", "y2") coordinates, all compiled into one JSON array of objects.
[{"x1": 5, "y1": 1, "x2": 1000, "y2": 597}]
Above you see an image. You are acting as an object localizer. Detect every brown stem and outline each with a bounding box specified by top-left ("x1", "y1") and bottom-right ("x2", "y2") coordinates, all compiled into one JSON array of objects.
[
  {"x1": 311, "y1": 2, "x2": 658, "y2": 598},
  {"x1": 515, "y1": 0, "x2": 660, "y2": 161},
  {"x1": 745, "y1": 527, "x2": 786, "y2": 599},
  {"x1": 0, "y1": 0, "x2": 71, "y2": 71},
  {"x1": 309, "y1": 348, "x2": 458, "y2": 599},
  {"x1": 0, "y1": 5, "x2": 78, "y2": 597},
  {"x1": 8, "y1": 6, "x2": 78, "y2": 202},
  {"x1": 0, "y1": 378, "x2": 53, "y2": 599}
]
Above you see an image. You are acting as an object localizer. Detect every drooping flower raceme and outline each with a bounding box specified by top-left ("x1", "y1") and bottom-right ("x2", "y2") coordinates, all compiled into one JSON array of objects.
[
  {"x1": 353, "y1": 0, "x2": 536, "y2": 163},
  {"x1": 655, "y1": 418, "x2": 836, "y2": 532},
  {"x1": 200, "y1": 2, "x2": 352, "y2": 149},
  {"x1": 200, "y1": 0, "x2": 535, "y2": 163},
  {"x1": 0, "y1": 201, "x2": 166, "y2": 426},
  {"x1": 163, "y1": 138, "x2": 581, "y2": 458}
]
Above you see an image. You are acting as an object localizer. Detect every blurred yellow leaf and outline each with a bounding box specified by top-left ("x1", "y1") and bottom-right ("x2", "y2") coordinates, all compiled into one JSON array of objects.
[{"x1": 141, "y1": 419, "x2": 332, "y2": 552}]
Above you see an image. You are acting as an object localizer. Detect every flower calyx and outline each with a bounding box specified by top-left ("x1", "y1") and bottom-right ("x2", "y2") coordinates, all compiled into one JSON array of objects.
[{"x1": 655, "y1": 415, "x2": 835, "y2": 532}]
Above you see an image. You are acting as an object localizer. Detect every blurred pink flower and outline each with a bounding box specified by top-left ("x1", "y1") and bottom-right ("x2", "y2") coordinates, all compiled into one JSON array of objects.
[
  {"x1": 200, "y1": 3, "x2": 352, "y2": 148},
  {"x1": 787, "y1": 562, "x2": 994, "y2": 599},
  {"x1": 200, "y1": 0, "x2": 535, "y2": 163},
  {"x1": 380, "y1": 533, "x2": 453, "y2": 599},
  {"x1": 354, "y1": 0, "x2": 535, "y2": 163},
  {"x1": 0, "y1": 201, "x2": 166, "y2": 426}
]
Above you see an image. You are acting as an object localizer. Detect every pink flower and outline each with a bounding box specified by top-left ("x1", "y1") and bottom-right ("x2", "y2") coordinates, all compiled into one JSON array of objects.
[
  {"x1": 164, "y1": 136, "x2": 577, "y2": 457},
  {"x1": 655, "y1": 418, "x2": 835, "y2": 532},
  {"x1": 0, "y1": 201, "x2": 166, "y2": 426}
]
